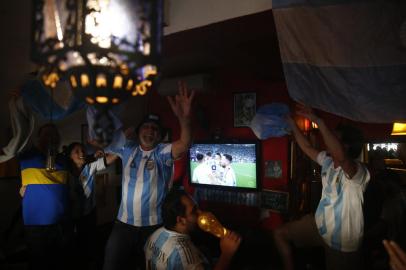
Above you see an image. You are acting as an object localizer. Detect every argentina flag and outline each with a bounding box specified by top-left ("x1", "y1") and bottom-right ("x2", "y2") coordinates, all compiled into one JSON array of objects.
[{"x1": 272, "y1": 0, "x2": 406, "y2": 123}]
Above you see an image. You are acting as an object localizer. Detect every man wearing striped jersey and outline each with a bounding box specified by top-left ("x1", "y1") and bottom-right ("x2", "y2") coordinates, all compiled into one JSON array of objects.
[
  {"x1": 145, "y1": 189, "x2": 241, "y2": 270},
  {"x1": 103, "y1": 82, "x2": 195, "y2": 270},
  {"x1": 274, "y1": 104, "x2": 370, "y2": 270}
]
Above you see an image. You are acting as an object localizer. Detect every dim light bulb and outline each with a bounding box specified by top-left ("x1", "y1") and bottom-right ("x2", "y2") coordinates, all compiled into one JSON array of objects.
[
  {"x1": 86, "y1": 97, "x2": 95, "y2": 104},
  {"x1": 96, "y1": 96, "x2": 108, "y2": 103},
  {"x1": 126, "y1": 79, "x2": 134, "y2": 90},
  {"x1": 113, "y1": 75, "x2": 123, "y2": 89},
  {"x1": 197, "y1": 211, "x2": 228, "y2": 238},
  {"x1": 96, "y1": 74, "x2": 107, "y2": 88},
  {"x1": 81, "y1": 74, "x2": 90, "y2": 87},
  {"x1": 70, "y1": 75, "x2": 78, "y2": 88}
]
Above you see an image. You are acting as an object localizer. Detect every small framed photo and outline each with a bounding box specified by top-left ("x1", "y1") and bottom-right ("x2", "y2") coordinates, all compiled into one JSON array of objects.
[
  {"x1": 234, "y1": 92, "x2": 256, "y2": 127},
  {"x1": 265, "y1": 160, "x2": 283, "y2": 179}
]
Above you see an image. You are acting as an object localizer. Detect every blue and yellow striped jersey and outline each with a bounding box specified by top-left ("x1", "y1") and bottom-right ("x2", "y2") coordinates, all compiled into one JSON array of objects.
[{"x1": 19, "y1": 148, "x2": 69, "y2": 225}]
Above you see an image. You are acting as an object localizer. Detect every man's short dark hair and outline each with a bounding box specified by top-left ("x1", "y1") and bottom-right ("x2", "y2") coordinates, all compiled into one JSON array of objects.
[
  {"x1": 162, "y1": 189, "x2": 189, "y2": 230},
  {"x1": 335, "y1": 123, "x2": 364, "y2": 159},
  {"x1": 223, "y1": 154, "x2": 232, "y2": 162},
  {"x1": 196, "y1": 153, "x2": 204, "y2": 161}
]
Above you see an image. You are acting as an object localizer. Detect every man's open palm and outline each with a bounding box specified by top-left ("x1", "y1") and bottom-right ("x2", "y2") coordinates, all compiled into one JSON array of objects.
[{"x1": 167, "y1": 81, "x2": 195, "y2": 120}]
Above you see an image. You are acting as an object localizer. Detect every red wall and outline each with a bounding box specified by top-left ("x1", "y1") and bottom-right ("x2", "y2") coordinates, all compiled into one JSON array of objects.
[{"x1": 147, "y1": 70, "x2": 292, "y2": 230}]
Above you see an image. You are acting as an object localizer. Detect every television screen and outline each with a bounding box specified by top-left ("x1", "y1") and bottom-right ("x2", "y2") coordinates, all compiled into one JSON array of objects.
[{"x1": 188, "y1": 141, "x2": 259, "y2": 190}]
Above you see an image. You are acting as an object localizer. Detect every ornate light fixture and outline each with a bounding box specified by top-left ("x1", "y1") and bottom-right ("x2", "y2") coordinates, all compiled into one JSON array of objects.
[{"x1": 31, "y1": 0, "x2": 163, "y2": 106}]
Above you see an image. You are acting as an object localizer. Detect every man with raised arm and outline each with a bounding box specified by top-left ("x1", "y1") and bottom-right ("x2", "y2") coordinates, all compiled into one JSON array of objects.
[
  {"x1": 103, "y1": 81, "x2": 195, "y2": 270},
  {"x1": 274, "y1": 104, "x2": 370, "y2": 270}
]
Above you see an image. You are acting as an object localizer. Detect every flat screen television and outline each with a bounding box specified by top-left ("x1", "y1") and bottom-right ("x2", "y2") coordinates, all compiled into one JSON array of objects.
[{"x1": 188, "y1": 141, "x2": 260, "y2": 190}]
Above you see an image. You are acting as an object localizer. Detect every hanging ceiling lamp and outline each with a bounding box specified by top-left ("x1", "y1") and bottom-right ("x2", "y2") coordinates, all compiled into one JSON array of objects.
[{"x1": 31, "y1": 0, "x2": 163, "y2": 106}]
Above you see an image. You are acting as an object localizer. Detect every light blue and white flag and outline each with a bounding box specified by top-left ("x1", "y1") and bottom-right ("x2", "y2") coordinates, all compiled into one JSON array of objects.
[
  {"x1": 250, "y1": 103, "x2": 291, "y2": 140},
  {"x1": 21, "y1": 77, "x2": 84, "y2": 121},
  {"x1": 273, "y1": 0, "x2": 406, "y2": 123}
]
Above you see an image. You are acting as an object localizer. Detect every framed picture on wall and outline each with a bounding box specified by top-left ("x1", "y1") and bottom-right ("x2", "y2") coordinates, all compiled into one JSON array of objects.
[
  {"x1": 233, "y1": 92, "x2": 256, "y2": 127},
  {"x1": 265, "y1": 160, "x2": 283, "y2": 179}
]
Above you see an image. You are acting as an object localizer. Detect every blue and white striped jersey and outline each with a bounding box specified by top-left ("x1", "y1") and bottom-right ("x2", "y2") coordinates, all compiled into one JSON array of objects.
[
  {"x1": 79, "y1": 157, "x2": 106, "y2": 215},
  {"x1": 108, "y1": 140, "x2": 174, "y2": 226},
  {"x1": 145, "y1": 227, "x2": 209, "y2": 270},
  {"x1": 315, "y1": 151, "x2": 370, "y2": 252}
]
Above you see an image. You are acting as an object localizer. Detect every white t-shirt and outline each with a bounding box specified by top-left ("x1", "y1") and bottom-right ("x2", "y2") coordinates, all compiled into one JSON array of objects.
[
  {"x1": 192, "y1": 163, "x2": 212, "y2": 184},
  {"x1": 315, "y1": 151, "x2": 370, "y2": 252},
  {"x1": 223, "y1": 166, "x2": 237, "y2": 187}
]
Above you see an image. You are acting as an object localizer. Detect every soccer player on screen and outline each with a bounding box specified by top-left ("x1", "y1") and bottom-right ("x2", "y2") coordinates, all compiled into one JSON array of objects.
[
  {"x1": 212, "y1": 152, "x2": 224, "y2": 183},
  {"x1": 220, "y1": 154, "x2": 237, "y2": 187},
  {"x1": 192, "y1": 153, "x2": 213, "y2": 184}
]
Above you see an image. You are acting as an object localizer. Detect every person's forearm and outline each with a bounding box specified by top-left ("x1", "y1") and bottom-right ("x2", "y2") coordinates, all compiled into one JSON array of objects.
[
  {"x1": 104, "y1": 129, "x2": 126, "y2": 154},
  {"x1": 172, "y1": 117, "x2": 192, "y2": 159},
  {"x1": 290, "y1": 121, "x2": 319, "y2": 162},
  {"x1": 291, "y1": 123, "x2": 312, "y2": 152},
  {"x1": 315, "y1": 119, "x2": 345, "y2": 162},
  {"x1": 179, "y1": 117, "x2": 192, "y2": 146}
]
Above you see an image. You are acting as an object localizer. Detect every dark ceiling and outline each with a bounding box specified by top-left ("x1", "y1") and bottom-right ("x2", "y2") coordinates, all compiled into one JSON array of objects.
[{"x1": 161, "y1": 10, "x2": 284, "y2": 81}]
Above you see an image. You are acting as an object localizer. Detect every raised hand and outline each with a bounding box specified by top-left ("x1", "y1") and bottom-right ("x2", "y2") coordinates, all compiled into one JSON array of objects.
[
  {"x1": 167, "y1": 81, "x2": 195, "y2": 121},
  {"x1": 383, "y1": 240, "x2": 406, "y2": 270},
  {"x1": 94, "y1": 149, "x2": 105, "y2": 159}
]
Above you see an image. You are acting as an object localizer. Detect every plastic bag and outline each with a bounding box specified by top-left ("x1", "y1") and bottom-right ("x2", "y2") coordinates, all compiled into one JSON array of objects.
[{"x1": 249, "y1": 103, "x2": 290, "y2": 140}]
